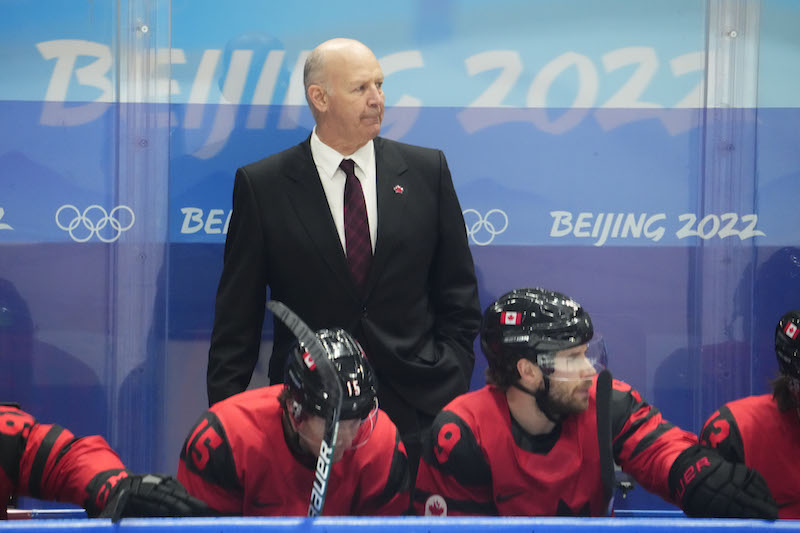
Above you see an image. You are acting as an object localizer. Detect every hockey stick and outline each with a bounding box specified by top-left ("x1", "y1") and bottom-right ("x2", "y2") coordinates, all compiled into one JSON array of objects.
[
  {"x1": 596, "y1": 368, "x2": 615, "y2": 515},
  {"x1": 266, "y1": 300, "x2": 343, "y2": 517}
]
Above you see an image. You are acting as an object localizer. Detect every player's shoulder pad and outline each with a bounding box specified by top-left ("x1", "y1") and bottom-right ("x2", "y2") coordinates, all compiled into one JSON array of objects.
[
  {"x1": 699, "y1": 405, "x2": 744, "y2": 461},
  {"x1": 422, "y1": 410, "x2": 491, "y2": 487},
  {"x1": 180, "y1": 411, "x2": 241, "y2": 492},
  {"x1": 701, "y1": 405, "x2": 735, "y2": 437},
  {"x1": 608, "y1": 378, "x2": 653, "y2": 433}
]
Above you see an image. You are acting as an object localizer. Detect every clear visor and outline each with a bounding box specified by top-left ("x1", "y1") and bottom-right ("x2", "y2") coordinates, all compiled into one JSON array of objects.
[
  {"x1": 536, "y1": 336, "x2": 607, "y2": 382},
  {"x1": 291, "y1": 398, "x2": 380, "y2": 455}
]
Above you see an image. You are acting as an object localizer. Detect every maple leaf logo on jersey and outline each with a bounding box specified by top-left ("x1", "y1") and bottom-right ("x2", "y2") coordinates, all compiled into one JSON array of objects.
[
  {"x1": 425, "y1": 494, "x2": 447, "y2": 516},
  {"x1": 556, "y1": 499, "x2": 591, "y2": 516}
]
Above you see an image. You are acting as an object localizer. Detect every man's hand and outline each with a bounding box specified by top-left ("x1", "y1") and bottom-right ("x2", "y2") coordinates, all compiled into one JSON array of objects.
[
  {"x1": 669, "y1": 445, "x2": 777, "y2": 519},
  {"x1": 100, "y1": 473, "x2": 217, "y2": 521}
]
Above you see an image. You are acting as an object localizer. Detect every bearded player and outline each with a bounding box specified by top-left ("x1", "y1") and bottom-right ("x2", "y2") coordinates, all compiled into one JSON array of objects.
[
  {"x1": 701, "y1": 310, "x2": 800, "y2": 518},
  {"x1": 179, "y1": 328, "x2": 409, "y2": 515},
  {"x1": 414, "y1": 288, "x2": 777, "y2": 518}
]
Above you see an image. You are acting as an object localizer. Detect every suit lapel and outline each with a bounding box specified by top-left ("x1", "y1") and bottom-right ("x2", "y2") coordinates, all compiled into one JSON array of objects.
[
  {"x1": 364, "y1": 137, "x2": 409, "y2": 297},
  {"x1": 283, "y1": 137, "x2": 355, "y2": 294}
]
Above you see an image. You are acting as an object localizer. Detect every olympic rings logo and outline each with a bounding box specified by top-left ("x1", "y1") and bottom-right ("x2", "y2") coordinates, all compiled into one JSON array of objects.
[
  {"x1": 55, "y1": 205, "x2": 136, "y2": 243},
  {"x1": 462, "y1": 209, "x2": 508, "y2": 246}
]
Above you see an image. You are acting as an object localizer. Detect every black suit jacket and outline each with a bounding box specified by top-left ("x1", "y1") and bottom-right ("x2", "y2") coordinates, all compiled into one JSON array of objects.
[{"x1": 207, "y1": 136, "x2": 481, "y2": 426}]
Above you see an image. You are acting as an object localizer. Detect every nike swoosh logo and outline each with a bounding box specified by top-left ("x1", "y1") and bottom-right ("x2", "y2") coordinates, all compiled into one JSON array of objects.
[{"x1": 496, "y1": 490, "x2": 525, "y2": 503}]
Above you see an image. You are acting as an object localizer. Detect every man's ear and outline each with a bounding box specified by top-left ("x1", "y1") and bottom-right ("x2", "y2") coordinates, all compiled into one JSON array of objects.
[
  {"x1": 307, "y1": 84, "x2": 327, "y2": 113},
  {"x1": 516, "y1": 358, "x2": 542, "y2": 389}
]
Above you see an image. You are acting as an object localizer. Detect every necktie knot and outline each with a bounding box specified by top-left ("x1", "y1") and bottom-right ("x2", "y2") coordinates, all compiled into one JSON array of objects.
[{"x1": 340, "y1": 158, "x2": 356, "y2": 176}]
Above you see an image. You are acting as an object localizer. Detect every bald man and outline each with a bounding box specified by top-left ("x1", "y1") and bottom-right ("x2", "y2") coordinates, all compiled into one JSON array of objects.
[{"x1": 207, "y1": 38, "x2": 480, "y2": 483}]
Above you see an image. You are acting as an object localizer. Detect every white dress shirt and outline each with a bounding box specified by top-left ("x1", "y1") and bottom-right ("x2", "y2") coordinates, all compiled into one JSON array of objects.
[{"x1": 309, "y1": 128, "x2": 377, "y2": 254}]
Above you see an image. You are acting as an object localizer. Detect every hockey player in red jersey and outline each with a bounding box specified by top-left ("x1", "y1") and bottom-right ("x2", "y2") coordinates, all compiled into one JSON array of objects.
[
  {"x1": 414, "y1": 288, "x2": 778, "y2": 518},
  {"x1": 701, "y1": 310, "x2": 800, "y2": 518},
  {"x1": 0, "y1": 403, "x2": 211, "y2": 519},
  {"x1": 178, "y1": 327, "x2": 410, "y2": 515}
]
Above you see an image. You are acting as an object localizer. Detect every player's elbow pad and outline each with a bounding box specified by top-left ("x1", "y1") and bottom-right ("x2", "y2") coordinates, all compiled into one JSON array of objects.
[{"x1": 668, "y1": 445, "x2": 777, "y2": 519}]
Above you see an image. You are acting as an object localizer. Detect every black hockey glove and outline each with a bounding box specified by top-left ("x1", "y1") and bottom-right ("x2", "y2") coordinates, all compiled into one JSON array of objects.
[
  {"x1": 99, "y1": 473, "x2": 217, "y2": 521},
  {"x1": 669, "y1": 445, "x2": 777, "y2": 519}
]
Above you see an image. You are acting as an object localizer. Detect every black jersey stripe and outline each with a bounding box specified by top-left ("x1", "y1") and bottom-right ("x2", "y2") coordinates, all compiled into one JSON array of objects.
[
  {"x1": 28, "y1": 425, "x2": 67, "y2": 499},
  {"x1": 612, "y1": 408, "x2": 661, "y2": 459},
  {"x1": 629, "y1": 421, "x2": 676, "y2": 460},
  {"x1": 379, "y1": 432, "x2": 410, "y2": 505}
]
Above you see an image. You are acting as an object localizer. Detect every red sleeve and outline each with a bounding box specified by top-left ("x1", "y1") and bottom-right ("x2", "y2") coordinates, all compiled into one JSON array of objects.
[
  {"x1": 178, "y1": 411, "x2": 243, "y2": 514},
  {"x1": 609, "y1": 379, "x2": 698, "y2": 505},
  {"x1": 0, "y1": 405, "x2": 126, "y2": 515},
  {"x1": 350, "y1": 412, "x2": 410, "y2": 516},
  {"x1": 413, "y1": 410, "x2": 495, "y2": 516},
  {"x1": 0, "y1": 406, "x2": 34, "y2": 518}
]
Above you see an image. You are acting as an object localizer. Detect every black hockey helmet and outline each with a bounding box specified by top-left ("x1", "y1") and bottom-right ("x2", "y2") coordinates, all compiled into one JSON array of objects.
[
  {"x1": 776, "y1": 310, "x2": 800, "y2": 381},
  {"x1": 284, "y1": 328, "x2": 377, "y2": 421},
  {"x1": 481, "y1": 288, "x2": 594, "y2": 376}
]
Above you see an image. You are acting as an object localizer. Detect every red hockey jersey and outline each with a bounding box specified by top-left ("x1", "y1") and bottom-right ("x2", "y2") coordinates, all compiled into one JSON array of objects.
[
  {"x1": 0, "y1": 404, "x2": 127, "y2": 518},
  {"x1": 178, "y1": 385, "x2": 409, "y2": 515},
  {"x1": 701, "y1": 394, "x2": 800, "y2": 518},
  {"x1": 414, "y1": 378, "x2": 697, "y2": 516}
]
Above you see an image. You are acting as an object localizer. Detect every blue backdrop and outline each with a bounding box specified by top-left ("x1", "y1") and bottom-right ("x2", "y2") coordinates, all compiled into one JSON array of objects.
[{"x1": 1, "y1": 0, "x2": 799, "y2": 513}]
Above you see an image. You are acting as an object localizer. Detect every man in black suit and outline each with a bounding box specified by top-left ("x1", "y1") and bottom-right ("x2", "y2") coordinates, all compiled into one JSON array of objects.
[{"x1": 207, "y1": 38, "x2": 481, "y2": 478}]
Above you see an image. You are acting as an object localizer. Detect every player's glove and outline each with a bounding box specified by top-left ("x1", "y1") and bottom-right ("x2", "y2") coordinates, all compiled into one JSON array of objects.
[
  {"x1": 99, "y1": 473, "x2": 217, "y2": 521},
  {"x1": 669, "y1": 445, "x2": 777, "y2": 519}
]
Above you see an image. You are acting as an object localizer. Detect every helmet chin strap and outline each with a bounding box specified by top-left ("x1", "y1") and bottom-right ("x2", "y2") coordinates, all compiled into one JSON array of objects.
[
  {"x1": 512, "y1": 374, "x2": 562, "y2": 424},
  {"x1": 281, "y1": 409, "x2": 305, "y2": 452},
  {"x1": 281, "y1": 409, "x2": 319, "y2": 469}
]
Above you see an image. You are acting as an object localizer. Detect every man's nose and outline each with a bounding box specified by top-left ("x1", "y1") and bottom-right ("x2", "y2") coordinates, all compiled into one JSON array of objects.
[
  {"x1": 367, "y1": 85, "x2": 383, "y2": 105},
  {"x1": 578, "y1": 357, "x2": 596, "y2": 377}
]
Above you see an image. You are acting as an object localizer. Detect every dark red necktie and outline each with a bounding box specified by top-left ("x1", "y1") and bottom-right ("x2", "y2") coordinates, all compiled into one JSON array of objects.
[{"x1": 340, "y1": 159, "x2": 372, "y2": 291}]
